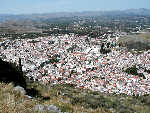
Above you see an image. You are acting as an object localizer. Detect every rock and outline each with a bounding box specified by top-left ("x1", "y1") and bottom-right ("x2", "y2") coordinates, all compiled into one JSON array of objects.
[
  {"x1": 25, "y1": 95, "x2": 32, "y2": 99},
  {"x1": 13, "y1": 86, "x2": 26, "y2": 95},
  {"x1": 60, "y1": 98, "x2": 71, "y2": 104},
  {"x1": 109, "y1": 108, "x2": 115, "y2": 113},
  {"x1": 42, "y1": 92, "x2": 50, "y2": 100},
  {"x1": 34, "y1": 104, "x2": 62, "y2": 113},
  {"x1": 47, "y1": 105, "x2": 61, "y2": 113},
  {"x1": 34, "y1": 104, "x2": 46, "y2": 112}
]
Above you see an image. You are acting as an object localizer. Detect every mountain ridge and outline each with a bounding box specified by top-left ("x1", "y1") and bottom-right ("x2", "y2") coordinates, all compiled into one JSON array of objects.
[{"x1": 0, "y1": 8, "x2": 150, "y2": 22}]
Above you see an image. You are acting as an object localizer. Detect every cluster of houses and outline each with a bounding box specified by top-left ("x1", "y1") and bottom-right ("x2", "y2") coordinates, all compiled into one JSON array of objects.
[{"x1": 0, "y1": 33, "x2": 150, "y2": 96}]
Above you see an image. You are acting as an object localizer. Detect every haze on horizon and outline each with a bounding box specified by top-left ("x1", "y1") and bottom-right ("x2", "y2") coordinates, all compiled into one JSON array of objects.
[{"x1": 0, "y1": 0, "x2": 150, "y2": 14}]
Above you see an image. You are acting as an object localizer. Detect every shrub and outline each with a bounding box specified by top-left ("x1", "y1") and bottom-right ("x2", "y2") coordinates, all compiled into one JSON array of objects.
[
  {"x1": 125, "y1": 65, "x2": 146, "y2": 79},
  {"x1": 0, "y1": 58, "x2": 27, "y2": 89}
]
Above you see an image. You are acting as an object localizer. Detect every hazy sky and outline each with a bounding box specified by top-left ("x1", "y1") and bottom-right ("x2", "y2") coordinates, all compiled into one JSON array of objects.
[{"x1": 0, "y1": 0, "x2": 150, "y2": 14}]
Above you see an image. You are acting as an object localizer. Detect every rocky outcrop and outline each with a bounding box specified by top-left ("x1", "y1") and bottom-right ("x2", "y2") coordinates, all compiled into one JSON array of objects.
[{"x1": 34, "y1": 104, "x2": 62, "y2": 113}]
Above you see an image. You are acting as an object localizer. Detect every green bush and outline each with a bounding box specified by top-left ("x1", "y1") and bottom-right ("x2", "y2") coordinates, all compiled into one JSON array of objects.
[{"x1": 125, "y1": 65, "x2": 146, "y2": 79}]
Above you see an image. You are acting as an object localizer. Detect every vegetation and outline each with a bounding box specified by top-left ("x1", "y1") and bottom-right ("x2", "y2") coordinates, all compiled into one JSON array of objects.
[
  {"x1": 0, "y1": 82, "x2": 38, "y2": 113},
  {"x1": 0, "y1": 33, "x2": 50, "y2": 40},
  {"x1": 1, "y1": 13, "x2": 150, "y2": 39},
  {"x1": 0, "y1": 58, "x2": 27, "y2": 88},
  {"x1": 1, "y1": 82, "x2": 150, "y2": 113},
  {"x1": 125, "y1": 65, "x2": 146, "y2": 79},
  {"x1": 1, "y1": 57, "x2": 150, "y2": 113},
  {"x1": 40, "y1": 55, "x2": 60, "y2": 68},
  {"x1": 100, "y1": 48, "x2": 111, "y2": 54},
  {"x1": 119, "y1": 33, "x2": 150, "y2": 51}
]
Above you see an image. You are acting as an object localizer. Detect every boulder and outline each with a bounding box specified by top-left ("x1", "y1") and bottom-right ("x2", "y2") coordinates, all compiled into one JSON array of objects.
[
  {"x1": 47, "y1": 105, "x2": 62, "y2": 113},
  {"x1": 34, "y1": 104, "x2": 46, "y2": 112},
  {"x1": 34, "y1": 104, "x2": 62, "y2": 113},
  {"x1": 13, "y1": 86, "x2": 26, "y2": 95}
]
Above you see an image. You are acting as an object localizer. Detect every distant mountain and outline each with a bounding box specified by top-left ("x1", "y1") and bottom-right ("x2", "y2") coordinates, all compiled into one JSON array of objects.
[
  {"x1": 124, "y1": 8, "x2": 150, "y2": 16},
  {"x1": 0, "y1": 8, "x2": 150, "y2": 23},
  {"x1": 0, "y1": 8, "x2": 150, "y2": 34}
]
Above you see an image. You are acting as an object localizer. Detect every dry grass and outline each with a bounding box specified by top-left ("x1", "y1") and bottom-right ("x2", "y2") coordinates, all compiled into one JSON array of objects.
[
  {"x1": 0, "y1": 39, "x2": 3, "y2": 42},
  {"x1": 0, "y1": 82, "x2": 38, "y2": 113},
  {"x1": 1, "y1": 82, "x2": 150, "y2": 113},
  {"x1": 0, "y1": 82, "x2": 112, "y2": 113},
  {"x1": 118, "y1": 33, "x2": 150, "y2": 51},
  {"x1": 119, "y1": 33, "x2": 150, "y2": 43},
  {"x1": 138, "y1": 33, "x2": 150, "y2": 40}
]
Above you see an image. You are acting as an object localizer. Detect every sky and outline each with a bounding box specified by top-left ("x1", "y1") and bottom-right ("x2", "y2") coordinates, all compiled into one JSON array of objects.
[{"x1": 0, "y1": 0, "x2": 150, "y2": 14}]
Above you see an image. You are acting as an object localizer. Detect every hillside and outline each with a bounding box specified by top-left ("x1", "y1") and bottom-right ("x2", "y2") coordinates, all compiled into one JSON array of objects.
[
  {"x1": 119, "y1": 33, "x2": 150, "y2": 50},
  {"x1": 0, "y1": 58, "x2": 26, "y2": 88},
  {"x1": 0, "y1": 8, "x2": 150, "y2": 22},
  {"x1": 0, "y1": 8, "x2": 150, "y2": 34},
  {"x1": 1, "y1": 59, "x2": 150, "y2": 113}
]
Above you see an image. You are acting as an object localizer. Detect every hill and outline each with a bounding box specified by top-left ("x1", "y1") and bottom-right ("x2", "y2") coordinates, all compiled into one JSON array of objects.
[
  {"x1": 1, "y1": 59, "x2": 150, "y2": 113},
  {"x1": 0, "y1": 8, "x2": 150, "y2": 22},
  {"x1": 0, "y1": 8, "x2": 150, "y2": 34},
  {"x1": 119, "y1": 33, "x2": 150, "y2": 50}
]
